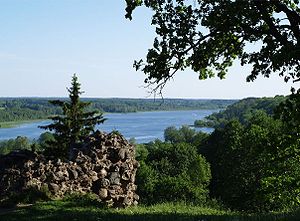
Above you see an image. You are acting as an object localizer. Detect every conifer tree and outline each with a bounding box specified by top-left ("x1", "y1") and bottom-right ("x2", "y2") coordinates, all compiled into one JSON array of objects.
[{"x1": 40, "y1": 74, "x2": 105, "y2": 158}]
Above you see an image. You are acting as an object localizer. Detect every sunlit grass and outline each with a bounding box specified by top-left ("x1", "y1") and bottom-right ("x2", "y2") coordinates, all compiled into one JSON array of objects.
[
  {"x1": 0, "y1": 119, "x2": 45, "y2": 128},
  {"x1": 1, "y1": 199, "x2": 300, "y2": 221}
]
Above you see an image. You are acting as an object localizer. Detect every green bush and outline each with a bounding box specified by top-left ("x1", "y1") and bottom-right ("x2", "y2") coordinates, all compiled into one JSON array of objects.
[
  {"x1": 164, "y1": 125, "x2": 208, "y2": 146},
  {"x1": 136, "y1": 140, "x2": 211, "y2": 205},
  {"x1": 202, "y1": 111, "x2": 300, "y2": 212},
  {"x1": 135, "y1": 144, "x2": 149, "y2": 161},
  {"x1": 0, "y1": 136, "x2": 31, "y2": 155},
  {"x1": 0, "y1": 186, "x2": 51, "y2": 207}
]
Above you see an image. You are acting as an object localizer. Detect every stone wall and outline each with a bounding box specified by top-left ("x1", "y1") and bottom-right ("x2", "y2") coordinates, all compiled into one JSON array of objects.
[{"x1": 0, "y1": 131, "x2": 139, "y2": 207}]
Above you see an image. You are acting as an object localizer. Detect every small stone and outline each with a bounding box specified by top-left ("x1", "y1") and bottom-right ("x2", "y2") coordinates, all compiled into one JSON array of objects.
[
  {"x1": 68, "y1": 169, "x2": 78, "y2": 179},
  {"x1": 49, "y1": 183, "x2": 60, "y2": 193},
  {"x1": 99, "y1": 169, "x2": 107, "y2": 178},
  {"x1": 109, "y1": 172, "x2": 120, "y2": 185},
  {"x1": 56, "y1": 171, "x2": 65, "y2": 180},
  {"x1": 133, "y1": 193, "x2": 139, "y2": 201},
  {"x1": 100, "y1": 178, "x2": 110, "y2": 187},
  {"x1": 99, "y1": 188, "x2": 108, "y2": 199},
  {"x1": 118, "y1": 149, "x2": 126, "y2": 160},
  {"x1": 121, "y1": 170, "x2": 131, "y2": 181}
]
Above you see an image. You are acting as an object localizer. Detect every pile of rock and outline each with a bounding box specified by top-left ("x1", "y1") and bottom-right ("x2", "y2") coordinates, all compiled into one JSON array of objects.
[{"x1": 0, "y1": 131, "x2": 139, "y2": 207}]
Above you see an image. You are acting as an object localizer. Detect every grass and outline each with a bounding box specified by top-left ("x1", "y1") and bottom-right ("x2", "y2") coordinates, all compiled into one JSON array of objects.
[
  {"x1": 0, "y1": 119, "x2": 45, "y2": 128},
  {"x1": 1, "y1": 199, "x2": 300, "y2": 221}
]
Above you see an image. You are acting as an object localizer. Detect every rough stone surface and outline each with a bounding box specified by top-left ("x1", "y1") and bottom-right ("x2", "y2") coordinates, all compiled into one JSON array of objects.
[{"x1": 0, "y1": 131, "x2": 139, "y2": 208}]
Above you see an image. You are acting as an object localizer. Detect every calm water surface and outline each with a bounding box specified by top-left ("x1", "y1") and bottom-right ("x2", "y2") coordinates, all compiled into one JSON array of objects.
[{"x1": 0, "y1": 110, "x2": 216, "y2": 143}]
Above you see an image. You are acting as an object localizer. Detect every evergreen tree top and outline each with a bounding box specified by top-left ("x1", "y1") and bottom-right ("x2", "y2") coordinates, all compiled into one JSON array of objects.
[{"x1": 39, "y1": 74, "x2": 105, "y2": 159}]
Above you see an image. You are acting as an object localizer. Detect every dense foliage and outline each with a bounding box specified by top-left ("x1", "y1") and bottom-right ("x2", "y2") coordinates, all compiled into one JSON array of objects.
[
  {"x1": 126, "y1": 0, "x2": 300, "y2": 92},
  {"x1": 0, "y1": 132, "x2": 55, "y2": 155},
  {"x1": 164, "y1": 125, "x2": 208, "y2": 146},
  {"x1": 135, "y1": 140, "x2": 211, "y2": 205},
  {"x1": 0, "y1": 98, "x2": 235, "y2": 125},
  {"x1": 200, "y1": 110, "x2": 300, "y2": 211},
  {"x1": 0, "y1": 136, "x2": 32, "y2": 155},
  {"x1": 0, "y1": 98, "x2": 61, "y2": 125},
  {"x1": 194, "y1": 95, "x2": 286, "y2": 128}
]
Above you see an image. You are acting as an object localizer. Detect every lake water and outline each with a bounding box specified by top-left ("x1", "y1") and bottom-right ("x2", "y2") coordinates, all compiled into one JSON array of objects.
[{"x1": 0, "y1": 110, "x2": 217, "y2": 143}]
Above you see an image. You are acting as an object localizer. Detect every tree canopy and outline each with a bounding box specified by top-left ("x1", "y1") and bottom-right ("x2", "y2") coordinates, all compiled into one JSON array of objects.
[
  {"x1": 136, "y1": 140, "x2": 211, "y2": 204},
  {"x1": 125, "y1": 0, "x2": 300, "y2": 93},
  {"x1": 200, "y1": 111, "x2": 300, "y2": 211}
]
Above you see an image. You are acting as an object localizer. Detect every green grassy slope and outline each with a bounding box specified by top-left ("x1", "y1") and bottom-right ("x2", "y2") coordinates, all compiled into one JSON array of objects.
[{"x1": 1, "y1": 200, "x2": 299, "y2": 221}]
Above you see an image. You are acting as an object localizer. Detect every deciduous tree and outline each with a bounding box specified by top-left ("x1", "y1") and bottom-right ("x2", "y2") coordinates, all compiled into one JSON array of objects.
[
  {"x1": 202, "y1": 111, "x2": 300, "y2": 211},
  {"x1": 126, "y1": 0, "x2": 300, "y2": 93}
]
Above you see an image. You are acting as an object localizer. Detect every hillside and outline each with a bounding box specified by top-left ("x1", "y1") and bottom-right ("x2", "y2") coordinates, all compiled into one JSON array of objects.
[{"x1": 194, "y1": 95, "x2": 286, "y2": 128}]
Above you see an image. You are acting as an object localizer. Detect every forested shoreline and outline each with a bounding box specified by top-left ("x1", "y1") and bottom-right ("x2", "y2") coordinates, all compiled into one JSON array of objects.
[
  {"x1": 194, "y1": 95, "x2": 286, "y2": 128},
  {"x1": 0, "y1": 97, "x2": 235, "y2": 125}
]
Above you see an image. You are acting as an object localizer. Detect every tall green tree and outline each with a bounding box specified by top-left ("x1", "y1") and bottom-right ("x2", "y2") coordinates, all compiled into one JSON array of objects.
[
  {"x1": 125, "y1": 0, "x2": 300, "y2": 92},
  {"x1": 201, "y1": 111, "x2": 300, "y2": 211},
  {"x1": 40, "y1": 74, "x2": 105, "y2": 158}
]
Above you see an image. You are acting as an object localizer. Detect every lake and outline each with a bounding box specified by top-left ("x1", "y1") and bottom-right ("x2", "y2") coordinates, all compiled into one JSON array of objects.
[{"x1": 0, "y1": 109, "x2": 217, "y2": 143}]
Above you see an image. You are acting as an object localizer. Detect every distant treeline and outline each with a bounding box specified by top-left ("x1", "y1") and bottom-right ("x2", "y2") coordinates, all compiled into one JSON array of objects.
[
  {"x1": 194, "y1": 95, "x2": 286, "y2": 128},
  {"x1": 0, "y1": 98, "x2": 235, "y2": 123}
]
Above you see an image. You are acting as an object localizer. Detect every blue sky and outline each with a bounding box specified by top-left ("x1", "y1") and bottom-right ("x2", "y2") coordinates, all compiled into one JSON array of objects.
[{"x1": 0, "y1": 0, "x2": 294, "y2": 99}]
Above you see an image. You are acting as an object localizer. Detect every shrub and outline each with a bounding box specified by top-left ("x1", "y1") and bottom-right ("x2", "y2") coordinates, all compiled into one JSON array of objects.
[
  {"x1": 164, "y1": 125, "x2": 208, "y2": 146},
  {"x1": 0, "y1": 186, "x2": 51, "y2": 208},
  {"x1": 136, "y1": 140, "x2": 211, "y2": 205}
]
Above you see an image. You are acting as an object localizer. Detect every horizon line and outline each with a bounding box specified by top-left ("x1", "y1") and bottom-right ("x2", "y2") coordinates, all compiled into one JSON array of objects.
[{"x1": 0, "y1": 95, "x2": 286, "y2": 100}]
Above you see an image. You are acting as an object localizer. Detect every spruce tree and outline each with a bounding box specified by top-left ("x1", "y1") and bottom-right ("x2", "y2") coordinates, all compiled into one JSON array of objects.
[{"x1": 40, "y1": 74, "x2": 105, "y2": 158}]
